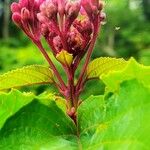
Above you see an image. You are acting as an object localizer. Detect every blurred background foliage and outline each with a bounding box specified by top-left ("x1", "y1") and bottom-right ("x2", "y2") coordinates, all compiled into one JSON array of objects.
[{"x1": 0, "y1": 0, "x2": 149, "y2": 99}]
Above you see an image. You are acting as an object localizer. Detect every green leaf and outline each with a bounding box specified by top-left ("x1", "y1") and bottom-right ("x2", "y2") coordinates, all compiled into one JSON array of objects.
[
  {"x1": 0, "y1": 90, "x2": 66, "y2": 130},
  {"x1": 101, "y1": 58, "x2": 150, "y2": 92},
  {"x1": 86, "y1": 57, "x2": 127, "y2": 79},
  {"x1": 0, "y1": 65, "x2": 54, "y2": 91},
  {"x1": 0, "y1": 58, "x2": 149, "y2": 149},
  {"x1": 0, "y1": 90, "x2": 77, "y2": 150},
  {"x1": 56, "y1": 50, "x2": 73, "y2": 66},
  {"x1": 0, "y1": 90, "x2": 34, "y2": 129},
  {"x1": 78, "y1": 79, "x2": 150, "y2": 149}
]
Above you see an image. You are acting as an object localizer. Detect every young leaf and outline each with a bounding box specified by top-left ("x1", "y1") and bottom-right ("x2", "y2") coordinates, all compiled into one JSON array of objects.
[
  {"x1": 56, "y1": 50, "x2": 73, "y2": 66},
  {"x1": 78, "y1": 79, "x2": 150, "y2": 149},
  {"x1": 0, "y1": 65, "x2": 54, "y2": 91},
  {"x1": 101, "y1": 58, "x2": 150, "y2": 92},
  {"x1": 86, "y1": 57, "x2": 127, "y2": 79}
]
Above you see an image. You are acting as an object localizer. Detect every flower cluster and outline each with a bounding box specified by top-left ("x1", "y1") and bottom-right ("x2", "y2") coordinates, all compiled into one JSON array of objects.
[
  {"x1": 11, "y1": 0, "x2": 105, "y2": 120},
  {"x1": 11, "y1": 0, "x2": 44, "y2": 41},
  {"x1": 11, "y1": 0, "x2": 105, "y2": 62}
]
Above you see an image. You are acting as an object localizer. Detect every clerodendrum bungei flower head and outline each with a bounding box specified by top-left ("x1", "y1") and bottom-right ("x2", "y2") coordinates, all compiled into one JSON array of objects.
[{"x1": 11, "y1": 0, "x2": 105, "y2": 122}]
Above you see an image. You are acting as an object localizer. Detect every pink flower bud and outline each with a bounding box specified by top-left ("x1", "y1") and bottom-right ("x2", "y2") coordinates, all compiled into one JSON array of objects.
[
  {"x1": 46, "y1": 3, "x2": 57, "y2": 18},
  {"x1": 81, "y1": 0, "x2": 93, "y2": 16},
  {"x1": 11, "y1": 2, "x2": 20, "y2": 13},
  {"x1": 19, "y1": 0, "x2": 28, "y2": 7},
  {"x1": 73, "y1": 19, "x2": 93, "y2": 36},
  {"x1": 41, "y1": 24, "x2": 49, "y2": 36},
  {"x1": 57, "y1": 0, "x2": 66, "y2": 16},
  {"x1": 98, "y1": 0, "x2": 104, "y2": 10},
  {"x1": 67, "y1": 30, "x2": 83, "y2": 56},
  {"x1": 91, "y1": 0, "x2": 99, "y2": 7},
  {"x1": 53, "y1": 36, "x2": 63, "y2": 52},
  {"x1": 21, "y1": 7, "x2": 30, "y2": 20},
  {"x1": 12, "y1": 13, "x2": 21, "y2": 25},
  {"x1": 37, "y1": 13, "x2": 48, "y2": 23},
  {"x1": 40, "y1": 1, "x2": 57, "y2": 19},
  {"x1": 66, "y1": 2, "x2": 80, "y2": 20},
  {"x1": 100, "y1": 12, "x2": 106, "y2": 21},
  {"x1": 81, "y1": 0, "x2": 104, "y2": 21}
]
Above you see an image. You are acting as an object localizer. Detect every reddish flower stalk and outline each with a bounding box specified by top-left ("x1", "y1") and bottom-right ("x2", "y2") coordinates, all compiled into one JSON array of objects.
[{"x1": 11, "y1": 0, "x2": 105, "y2": 122}]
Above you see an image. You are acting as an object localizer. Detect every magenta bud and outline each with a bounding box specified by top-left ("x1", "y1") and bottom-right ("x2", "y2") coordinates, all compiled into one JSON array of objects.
[
  {"x1": 81, "y1": 0, "x2": 93, "y2": 14},
  {"x1": 11, "y1": 2, "x2": 20, "y2": 13},
  {"x1": 67, "y1": 2, "x2": 80, "y2": 19},
  {"x1": 100, "y1": 12, "x2": 106, "y2": 21},
  {"x1": 57, "y1": 0, "x2": 66, "y2": 16},
  {"x1": 37, "y1": 13, "x2": 48, "y2": 23},
  {"x1": 53, "y1": 36, "x2": 63, "y2": 52},
  {"x1": 19, "y1": 0, "x2": 28, "y2": 7},
  {"x1": 92, "y1": 5, "x2": 98, "y2": 14},
  {"x1": 41, "y1": 24, "x2": 49, "y2": 36},
  {"x1": 12, "y1": 13, "x2": 21, "y2": 25},
  {"x1": 46, "y1": 3, "x2": 57, "y2": 18},
  {"x1": 73, "y1": 19, "x2": 92, "y2": 36},
  {"x1": 91, "y1": 0, "x2": 99, "y2": 7},
  {"x1": 98, "y1": 1, "x2": 104, "y2": 10},
  {"x1": 21, "y1": 7, "x2": 30, "y2": 20},
  {"x1": 40, "y1": 2, "x2": 57, "y2": 19}
]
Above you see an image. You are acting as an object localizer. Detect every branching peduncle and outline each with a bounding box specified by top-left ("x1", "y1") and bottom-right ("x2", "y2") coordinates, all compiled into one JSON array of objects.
[
  {"x1": 34, "y1": 40, "x2": 67, "y2": 90},
  {"x1": 11, "y1": 0, "x2": 105, "y2": 123}
]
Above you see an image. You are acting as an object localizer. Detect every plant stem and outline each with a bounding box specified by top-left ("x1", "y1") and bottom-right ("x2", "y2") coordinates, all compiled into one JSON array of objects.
[
  {"x1": 34, "y1": 40, "x2": 67, "y2": 90},
  {"x1": 76, "y1": 19, "x2": 100, "y2": 92}
]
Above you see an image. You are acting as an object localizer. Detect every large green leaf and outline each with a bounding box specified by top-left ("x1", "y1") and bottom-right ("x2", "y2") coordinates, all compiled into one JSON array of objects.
[
  {"x1": 0, "y1": 58, "x2": 149, "y2": 149},
  {"x1": 86, "y1": 57, "x2": 127, "y2": 79},
  {"x1": 0, "y1": 90, "x2": 77, "y2": 150},
  {"x1": 0, "y1": 65, "x2": 54, "y2": 91},
  {"x1": 101, "y1": 58, "x2": 150, "y2": 92},
  {"x1": 78, "y1": 79, "x2": 150, "y2": 150},
  {"x1": 0, "y1": 90, "x2": 67, "y2": 130},
  {"x1": 0, "y1": 90, "x2": 34, "y2": 129}
]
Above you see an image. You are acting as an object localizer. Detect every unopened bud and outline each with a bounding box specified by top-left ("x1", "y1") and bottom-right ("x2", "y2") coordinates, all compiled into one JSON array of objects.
[
  {"x1": 19, "y1": 0, "x2": 29, "y2": 8},
  {"x1": 67, "y1": 2, "x2": 80, "y2": 20},
  {"x1": 67, "y1": 30, "x2": 83, "y2": 56},
  {"x1": 40, "y1": 2, "x2": 57, "y2": 19},
  {"x1": 46, "y1": 3, "x2": 57, "y2": 18},
  {"x1": 21, "y1": 7, "x2": 30, "y2": 20},
  {"x1": 53, "y1": 36, "x2": 63, "y2": 52},
  {"x1": 81, "y1": 0, "x2": 93, "y2": 16},
  {"x1": 100, "y1": 12, "x2": 106, "y2": 21},
  {"x1": 12, "y1": 13, "x2": 21, "y2": 25},
  {"x1": 98, "y1": 0, "x2": 104, "y2": 10},
  {"x1": 11, "y1": 2, "x2": 20, "y2": 13},
  {"x1": 37, "y1": 13, "x2": 48, "y2": 23},
  {"x1": 57, "y1": 0, "x2": 65, "y2": 16},
  {"x1": 73, "y1": 19, "x2": 93, "y2": 36},
  {"x1": 41, "y1": 24, "x2": 49, "y2": 36}
]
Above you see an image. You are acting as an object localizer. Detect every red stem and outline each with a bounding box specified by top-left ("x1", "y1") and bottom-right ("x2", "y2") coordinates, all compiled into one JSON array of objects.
[
  {"x1": 34, "y1": 40, "x2": 67, "y2": 90},
  {"x1": 76, "y1": 19, "x2": 100, "y2": 92}
]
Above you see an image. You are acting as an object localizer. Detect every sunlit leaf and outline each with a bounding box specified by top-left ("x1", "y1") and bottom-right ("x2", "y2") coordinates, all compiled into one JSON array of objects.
[
  {"x1": 87, "y1": 57, "x2": 127, "y2": 79},
  {"x1": 0, "y1": 90, "x2": 34, "y2": 129},
  {"x1": 0, "y1": 65, "x2": 54, "y2": 91},
  {"x1": 78, "y1": 79, "x2": 150, "y2": 149},
  {"x1": 0, "y1": 90, "x2": 77, "y2": 150},
  {"x1": 101, "y1": 58, "x2": 150, "y2": 92}
]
